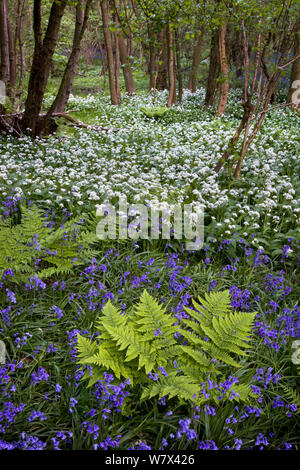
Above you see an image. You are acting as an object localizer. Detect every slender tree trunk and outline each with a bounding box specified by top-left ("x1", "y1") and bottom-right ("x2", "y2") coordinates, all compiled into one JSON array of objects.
[
  {"x1": 128, "y1": 30, "x2": 133, "y2": 57},
  {"x1": 215, "y1": 28, "x2": 258, "y2": 174},
  {"x1": 21, "y1": 0, "x2": 68, "y2": 135},
  {"x1": 187, "y1": 25, "x2": 204, "y2": 93},
  {"x1": 100, "y1": 0, "x2": 118, "y2": 104},
  {"x1": 233, "y1": 75, "x2": 280, "y2": 179},
  {"x1": 230, "y1": 29, "x2": 243, "y2": 78},
  {"x1": 18, "y1": 0, "x2": 27, "y2": 90},
  {"x1": 233, "y1": 119, "x2": 252, "y2": 180},
  {"x1": 147, "y1": 24, "x2": 156, "y2": 90},
  {"x1": 205, "y1": 30, "x2": 219, "y2": 107},
  {"x1": 14, "y1": 0, "x2": 24, "y2": 90},
  {"x1": 115, "y1": 10, "x2": 135, "y2": 95},
  {"x1": 0, "y1": 0, "x2": 10, "y2": 89},
  {"x1": 118, "y1": 33, "x2": 135, "y2": 94},
  {"x1": 100, "y1": 43, "x2": 107, "y2": 84},
  {"x1": 215, "y1": 26, "x2": 285, "y2": 179},
  {"x1": 217, "y1": 23, "x2": 229, "y2": 116},
  {"x1": 47, "y1": 0, "x2": 92, "y2": 115},
  {"x1": 167, "y1": 24, "x2": 176, "y2": 107},
  {"x1": 156, "y1": 29, "x2": 168, "y2": 90},
  {"x1": 11, "y1": 0, "x2": 26, "y2": 108},
  {"x1": 175, "y1": 30, "x2": 183, "y2": 103},
  {"x1": 152, "y1": 48, "x2": 163, "y2": 105},
  {"x1": 114, "y1": 32, "x2": 121, "y2": 103},
  {"x1": 113, "y1": 0, "x2": 122, "y2": 102},
  {"x1": 287, "y1": 16, "x2": 300, "y2": 109},
  {"x1": 7, "y1": 17, "x2": 16, "y2": 95},
  {"x1": 214, "y1": 97, "x2": 253, "y2": 173}
]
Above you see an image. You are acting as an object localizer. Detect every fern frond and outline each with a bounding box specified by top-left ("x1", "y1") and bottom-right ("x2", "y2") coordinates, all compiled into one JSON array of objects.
[
  {"x1": 88, "y1": 349, "x2": 134, "y2": 381},
  {"x1": 98, "y1": 300, "x2": 128, "y2": 331},
  {"x1": 141, "y1": 374, "x2": 199, "y2": 402},
  {"x1": 197, "y1": 290, "x2": 232, "y2": 317},
  {"x1": 134, "y1": 290, "x2": 177, "y2": 339},
  {"x1": 280, "y1": 385, "x2": 300, "y2": 413},
  {"x1": 76, "y1": 334, "x2": 98, "y2": 362},
  {"x1": 178, "y1": 345, "x2": 214, "y2": 370},
  {"x1": 77, "y1": 290, "x2": 256, "y2": 407},
  {"x1": 0, "y1": 204, "x2": 98, "y2": 281}
]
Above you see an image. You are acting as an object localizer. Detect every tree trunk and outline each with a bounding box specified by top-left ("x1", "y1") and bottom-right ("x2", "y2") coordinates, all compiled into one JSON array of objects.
[
  {"x1": 230, "y1": 29, "x2": 243, "y2": 79},
  {"x1": 7, "y1": 17, "x2": 16, "y2": 95},
  {"x1": 128, "y1": 30, "x2": 133, "y2": 57},
  {"x1": 214, "y1": 28, "x2": 258, "y2": 175},
  {"x1": 147, "y1": 24, "x2": 156, "y2": 90},
  {"x1": 233, "y1": 75, "x2": 280, "y2": 179},
  {"x1": 187, "y1": 26, "x2": 204, "y2": 93},
  {"x1": 21, "y1": 0, "x2": 68, "y2": 136},
  {"x1": 156, "y1": 29, "x2": 168, "y2": 90},
  {"x1": 47, "y1": 0, "x2": 92, "y2": 115},
  {"x1": 175, "y1": 30, "x2": 183, "y2": 103},
  {"x1": 13, "y1": 0, "x2": 26, "y2": 101},
  {"x1": 205, "y1": 30, "x2": 219, "y2": 107},
  {"x1": 18, "y1": 0, "x2": 27, "y2": 89},
  {"x1": 99, "y1": 43, "x2": 107, "y2": 84},
  {"x1": 167, "y1": 24, "x2": 176, "y2": 107},
  {"x1": 100, "y1": 0, "x2": 119, "y2": 105},
  {"x1": 0, "y1": 0, "x2": 10, "y2": 89},
  {"x1": 115, "y1": 13, "x2": 135, "y2": 95},
  {"x1": 287, "y1": 16, "x2": 300, "y2": 109},
  {"x1": 114, "y1": 32, "x2": 121, "y2": 103},
  {"x1": 214, "y1": 97, "x2": 253, "y2": 173},
  {"x1": 152, "y1": 48, "x2": 163, "y2": 105},
  {"x1": 217, "y1": 23, "x2": 229, "y2": 116},
  {"x1": 218, "y1": 27, "x2": 283, "y2": 180}
]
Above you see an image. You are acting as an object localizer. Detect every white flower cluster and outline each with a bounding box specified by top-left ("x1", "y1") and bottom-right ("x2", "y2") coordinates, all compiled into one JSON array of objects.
[{"x1": 0, "y1": 89, "x2": 299, "y2": 241}]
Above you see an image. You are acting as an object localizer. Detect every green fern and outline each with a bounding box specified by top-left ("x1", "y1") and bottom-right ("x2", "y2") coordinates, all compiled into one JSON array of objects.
[
  {"x1": 0, "y1": 204, "x2": 98, "y2": 281},
  {"x1": 182, "y1": 291, "x2": 255, "y2": 367},
  {"x1": 77, "y1": 289, "x2": 256, "y2": 406},
  {"x1": 280, "y1": 384, "x2": 300, "y2": 414}
]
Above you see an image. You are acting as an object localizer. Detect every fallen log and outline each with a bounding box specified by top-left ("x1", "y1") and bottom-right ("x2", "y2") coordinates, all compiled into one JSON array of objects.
[
  {"x1": 0, "y1": 107, "x2": 121, "y2": 138},
  {"x1": 50, "y1": 112, "x2": 112, "y2": 132}
]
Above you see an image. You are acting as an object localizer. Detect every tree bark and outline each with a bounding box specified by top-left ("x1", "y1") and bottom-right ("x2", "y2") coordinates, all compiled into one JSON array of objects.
[
  {"x1": 217, "y1": 23, "x2": 229, "y2": 116},
  {"x1": 18, "y1": 0, "x2": 27, "y2": 89},
  {"x1": 21, "y1": 0, "x2": 68, "y2": 135},
  {"x1": 13, "y1": 0, "x2": 27, "y2": 99},
  {"x1": 233, "y1": 74, "x2": 280, "y2": 179},
  {"x1": 287, "y1": 16, "x2": 300, "y2": 109},
  {"x1": 100, "y1": 0, "x2": 119, "y2": 104},
  {"x1": 205, "y1": 30, "x2": 219, "y2": 107},
  {"x1": 214, "y1": 97, "x2": 253, "y2": 173},
  {"x1": 156, "y1": 29, "x2": 168, "y2": 90},
  {"x1": 114, "y1": 31, "x2": 121, "y2": 103},
  {"x1": 214, "y1": 28, "x2": 258, "y2": 175},
  {"x1": 230, "y1": 29, "x2": 243, "y2": 78},
  {"x1": 167, "y1": 24, "x2": 176, "y2": 107},
  {"x1": 187, "y1": 26, "x2": 204, "y2": 93},
  {"x1": 147, "y1": 23, "x2": 156, "y2": 90},
  {"x1": 115, "y1": 8, "x2": 135, "y2": 95},
  {"x1": 7, "y1": 16, "x2": 16, "y2": 95},
  {"x1": 118, "y1": 33, "x2": 135, "y2": 94},
  {"x1": 0, "y1": 0, "x2": 10, "y2": 90},
  {"x1": 175, "y1": 30, "x2": 183, "y2": 103},
  {"x1": 47, "y1": 0, "x2": 92, "y2": 115}
]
